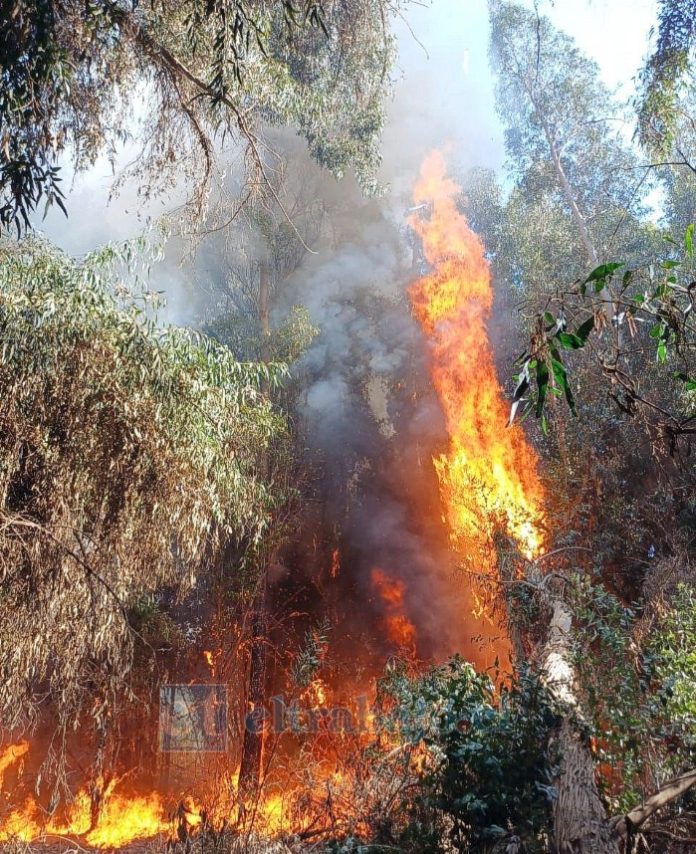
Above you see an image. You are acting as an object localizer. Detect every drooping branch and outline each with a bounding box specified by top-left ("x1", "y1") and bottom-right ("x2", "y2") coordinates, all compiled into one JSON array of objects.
[
  {"x1": 611, "y1": 768, "x2": 696, "y2": 840},
  {"x1": 102, "y1": 0, "x2": 319, "y2": 251}
]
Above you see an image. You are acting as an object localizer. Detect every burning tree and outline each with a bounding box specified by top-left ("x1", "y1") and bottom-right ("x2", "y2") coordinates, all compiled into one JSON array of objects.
[{"x1": 402, "y1": 150, "x2": 696, "y2": 852}]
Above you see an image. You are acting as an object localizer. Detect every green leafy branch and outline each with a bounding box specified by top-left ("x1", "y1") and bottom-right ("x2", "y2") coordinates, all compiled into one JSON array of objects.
[{"x1": 510, "y1": 223, "x2": 696, "y2": 437}]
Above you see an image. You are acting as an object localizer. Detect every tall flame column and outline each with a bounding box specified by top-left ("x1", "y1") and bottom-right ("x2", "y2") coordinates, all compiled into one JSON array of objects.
[{"x1": 409, "y1": 151, "x2": 545, "y2": 580}]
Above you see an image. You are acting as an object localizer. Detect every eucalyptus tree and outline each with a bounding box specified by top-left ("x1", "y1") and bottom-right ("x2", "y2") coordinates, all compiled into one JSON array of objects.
[
  {"x1": 483, "y1": 0, "x2": 661, "y2": 456},
  {"x1": 0, "y1": 236, "x2": 290, "y2": 803},
  {"x1": 488, "y1": 0, "x2": 649, "y2": 280},
  {"x1": 638, "y1": 0, "x2": 696, "y2": 155},
  {"x1": 203, "y1": 159, "x2": 323, "y2": 364},
  {"x1": 635, "y1": 0, "x2": 696, "y2": 245},
  {"x1": 0, "y1": 0, "x2": 402, "y2": 236},
  {"x1": 482, "y1": 5, "x2": 696, "y2": 851},
  {"x1": 640, "y1": 82, "x2": 696, "y2": 254}
]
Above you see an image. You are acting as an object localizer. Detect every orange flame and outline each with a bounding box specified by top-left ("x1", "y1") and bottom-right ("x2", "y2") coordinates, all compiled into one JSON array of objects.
[
  {"x1": 330, "y1": 548, "x2": 340, "y2": 579},
  {"x1": 202, "y1": 649, "x2": 216, "y2": 678},
  {"x1": 0, "y1": 743, "x2": 314, "y2": 846},
  {"x1": 79, "y1": 790, "x2": 166, "y2": 848},
  {"x1": 302, "y1": 677, "x2": 328, "y2": 708},
  {"x1": 409, "y1": 151, "x2": 545, "y2": 565},
  {"x1": 371, "y1": 568, "x2": 417, "y2": 651},
  {"x1": 0, "y1": 741, "x2": 28, "y2": 790},
  {"x1": 0, "y1": 786, "x2": 166, "y2": 847}
]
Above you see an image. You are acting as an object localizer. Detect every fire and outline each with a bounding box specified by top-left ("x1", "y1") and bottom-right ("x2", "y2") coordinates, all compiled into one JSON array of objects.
[
  {"x1": 0, "y1": 741, "x2": 28, "y2": 789},
  {"x1": 0, "y1": 772, "x2": 167, "y2": 847},
  {"x1": 0, "y1": 742, "x2": 315, "y2": 847},
  {"x1": 409, "y1": 151, "x2": 545, "y2": 564},
  {"x1": 330, "y1": 547, "x2": 340, "y2": 578},
  {"x1": 0, "y1": 799, "x2": 41, "y2": 842},
  {"x1": 0, "y1": 154, "x2": 547, "y2": 850},
  {"x1": 304, "y1": 677, "x2": 328, "y2": 708},
  {"x1": 371, "y1": 568, "x2": 417, "y2": 651},
  {"x1": 84, "y1": 791, "x2": 166, "y2": 847}
]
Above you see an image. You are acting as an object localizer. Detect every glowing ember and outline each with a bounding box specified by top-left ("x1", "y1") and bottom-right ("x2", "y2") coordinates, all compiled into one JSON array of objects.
[
  {"x1": 203, "y1": 649, "x2": 217, "y2": 677},
  {"x1": 302, "y1": 677, "x2": 329, "y2": 708},
  {"x1": 371, "y1": 568, "x2": 417, "y2": 651},
  {"x1": 409, "y1": 151, "x2": 545, "y2": 564}
]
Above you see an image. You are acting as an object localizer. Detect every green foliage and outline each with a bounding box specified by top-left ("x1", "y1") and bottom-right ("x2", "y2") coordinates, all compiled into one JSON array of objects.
[
  {"x1": 638, "y1": 0, "x2": 696, "y2": 155},
  {"x1": 0, "y1": 0, "x2": 399, "y2": 235},
  {"x1": 569, "y1": 577, "x2": 696, "y2": 812},
  {"x1": 271, "y1": 305, "x2": 319, "y2": 363},
  {"x1": 291, "y1": 618, "x2": 331, "y2": 689},
  {"x1": 0, "y1": 236, "x2": 289, "y2": 748},
  {"x1": 378, "y1": 657, "x2": 556, "y2": 852},
  {"x1": 206, "y1": 304, "x2": 318, "y2": 363},
  {"x1": 0, "y1": 1, "x2": 70, "y2": 233},
  {"x1": 652, "y1": 584, "x2": 696, "y2": 758},
  {"x1": 511, "y1": 224, "x2": 696, "y2": 439}
]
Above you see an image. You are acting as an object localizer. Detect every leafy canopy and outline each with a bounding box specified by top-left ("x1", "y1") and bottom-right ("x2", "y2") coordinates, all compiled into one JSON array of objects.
[{"x1": 0, "y1": 0, "x2": 400, "y2": 235}]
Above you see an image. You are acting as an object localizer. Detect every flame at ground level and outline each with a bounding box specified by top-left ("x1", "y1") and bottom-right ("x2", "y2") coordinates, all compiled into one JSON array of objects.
[
  {"x1": 0, "y1": 788, "x2": 166, "y2": 848},
  {"x1": 0, "y1": 743, "x2": 314, "y2": 848},
  {"x1": 409, "y1": 151, "x2": 545, "y2": 565}
]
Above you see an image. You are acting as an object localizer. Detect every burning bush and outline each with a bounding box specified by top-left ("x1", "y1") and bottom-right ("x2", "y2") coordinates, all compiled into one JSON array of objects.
[{"x1": 0, "y1": 238, "x2": 289, "y2": 793}]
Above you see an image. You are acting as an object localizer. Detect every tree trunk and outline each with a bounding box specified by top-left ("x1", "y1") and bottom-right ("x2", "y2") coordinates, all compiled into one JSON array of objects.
[
  {"x1": 552, "y1": 719, "x2": 617, "y2": 853},
  {"x1": 541, "y1": 598, "x2": 618, "y2": 853},
  {"x1": 537, "y1": 114, "x2": 623, "y2": 354},
  {"x1": 539, "y1": 119, "x2": 598, "y2": 267},
  {"x1": 258, "y1": 260, "x2": 271, "y2": 360},
  {"x1": 536, "y1": 586, "x2": 696, "y2": 851},
  {"x1": 238, "y1": 261, "x2": 273, "y2": 803},
  {"x1": 238, "y1": 578, "x2": 268, "y2": 800}
]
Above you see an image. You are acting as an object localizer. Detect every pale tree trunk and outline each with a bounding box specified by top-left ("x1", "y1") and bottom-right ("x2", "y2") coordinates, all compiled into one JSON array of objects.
[
  {"x1": 536, "y1": 113, "x2": 624, "y2": 362},
  {"x1": 539, "y1": 119, "x2": 599, "y2": 267},
  {"x1": 539, "y1": 591, "x2": 696, "y2": 851},
  {"x1": 541, "y1": 598, "x2": 618, "y2": 853},
  {"x1": 258, "y1": 259, "x2": 271, "y2": 361},
  {"x1": 238, "y1": 261, "x2": 273, "y2": 802}
]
